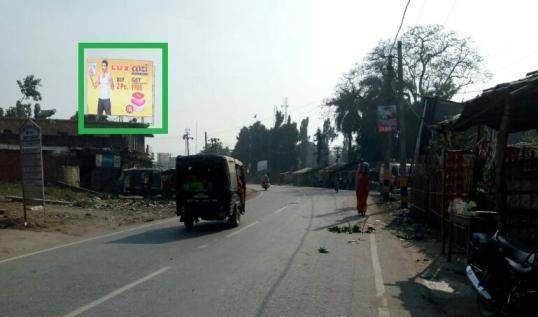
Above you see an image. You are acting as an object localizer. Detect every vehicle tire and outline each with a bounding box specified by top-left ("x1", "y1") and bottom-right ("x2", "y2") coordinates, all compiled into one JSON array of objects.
[
  {"x1": 183, "y1": 216, "x2": 194, "y2": 230},
  {"x1": 477, "y1": 295, "x2": 498, "y2": 317},
  {"x1": 228, "y1": 206, "x2": 240, "y2": 227}
]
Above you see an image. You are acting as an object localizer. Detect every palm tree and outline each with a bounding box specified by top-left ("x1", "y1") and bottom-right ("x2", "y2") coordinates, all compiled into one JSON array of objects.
[{"x1": 327, "y1": 85, "x2": 361, "y2": 163}]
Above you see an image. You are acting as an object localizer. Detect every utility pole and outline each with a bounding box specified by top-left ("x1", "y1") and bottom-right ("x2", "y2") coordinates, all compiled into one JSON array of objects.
[
  {"x1": 282, "y1": 97, "x2": 289, "y2": 121},
  {"x1": 195, "y1": 121, "x2": 198, "y2": 154},
  {"x1": 204, "y1": 131, "x2": 208, "y2": 152},
  {"x1": 397, "y1": 41, "x2": 408, "y2": 208},
  {"x1": 183, "y1": 129, "x2": 193, "y2": 156},
  {"x1": 382, "y1": 55, "x2": 395, "y2": 202}
]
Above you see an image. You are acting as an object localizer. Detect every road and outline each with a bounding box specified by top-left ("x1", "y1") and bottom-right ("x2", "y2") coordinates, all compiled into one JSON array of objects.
[{"x1": 0, "y1": 186, "x2": 458, "y2": 317}]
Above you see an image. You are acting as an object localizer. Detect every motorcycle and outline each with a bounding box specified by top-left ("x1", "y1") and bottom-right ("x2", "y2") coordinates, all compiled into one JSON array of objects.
[
  {"x1": 466, "y1": 230, "x2": 538, "y2": 316},
  {"x1": 262, "y1": 181, "x2": 270, "y2": 191}
]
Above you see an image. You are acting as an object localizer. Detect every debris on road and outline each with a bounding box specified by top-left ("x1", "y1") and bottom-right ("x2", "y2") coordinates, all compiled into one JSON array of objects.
[
  {"x1": 328, "y1": 223, "x2": 376, "y2": 234},
  {"x1": 318, "y1": 247, "x2": 329, "y2": 254}
]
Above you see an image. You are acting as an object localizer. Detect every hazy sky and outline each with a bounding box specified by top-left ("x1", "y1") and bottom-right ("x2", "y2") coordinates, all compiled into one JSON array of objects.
[{"x1": 1, "y1": 0, "x2": 537, "y2": 156}]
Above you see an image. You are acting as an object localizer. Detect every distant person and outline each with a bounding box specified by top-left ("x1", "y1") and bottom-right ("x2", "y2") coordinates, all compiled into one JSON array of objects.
[
  {"x1": 356, "y1": 160, "x2": 369, "y2": 216},
  {"x1": 334, "y1": 173, "x2": 340, "y2": 193},
  {"x1": 261, "y1": 174, "x2": 270, "y2": 190},
  {"x1": 89, "y1": 59, "x2": 114, "y2": 116}
]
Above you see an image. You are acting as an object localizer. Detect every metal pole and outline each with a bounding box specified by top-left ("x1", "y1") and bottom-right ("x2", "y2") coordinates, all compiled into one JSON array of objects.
[
  {"x1": 398, "y1": 41, "x2": 408, "y2": 208},
  {"x1": 382, "y1": 55, "x2": 394, "y2": 202}
]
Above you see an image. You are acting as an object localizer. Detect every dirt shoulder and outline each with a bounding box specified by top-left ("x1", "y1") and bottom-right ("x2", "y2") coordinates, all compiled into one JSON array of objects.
[
  {"x1": 0, "y1": 182, "x2": 259, "y2": 261},
  {"x1": 368, "y1": 196, "x2": 478, "y2": 316}
]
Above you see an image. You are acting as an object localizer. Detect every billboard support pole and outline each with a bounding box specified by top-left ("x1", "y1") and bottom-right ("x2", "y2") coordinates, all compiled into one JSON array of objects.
[{"x1": 397, "y1": 41, "x2": 408, "y2": 208}]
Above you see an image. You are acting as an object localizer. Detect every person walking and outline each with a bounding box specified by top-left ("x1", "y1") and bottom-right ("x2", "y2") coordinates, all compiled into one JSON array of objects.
[{"x1": 356, "y1": 160, "x2": 369, "y2": 216}]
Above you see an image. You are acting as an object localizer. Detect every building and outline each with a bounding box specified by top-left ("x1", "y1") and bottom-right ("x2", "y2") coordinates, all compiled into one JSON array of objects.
[{"x1": 0, "y1": 117, "x2": 152, "y2": 192}]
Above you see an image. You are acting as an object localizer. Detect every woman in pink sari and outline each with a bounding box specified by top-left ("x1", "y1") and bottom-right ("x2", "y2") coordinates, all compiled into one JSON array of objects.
[{"x1": 356, "y1": 161, "x2": 369, "y2": 216}]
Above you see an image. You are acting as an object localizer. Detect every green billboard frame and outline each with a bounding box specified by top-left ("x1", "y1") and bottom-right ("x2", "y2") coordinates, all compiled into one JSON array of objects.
[{"x1": 77, "y1": 42, "x2": 168, "y2": 134}]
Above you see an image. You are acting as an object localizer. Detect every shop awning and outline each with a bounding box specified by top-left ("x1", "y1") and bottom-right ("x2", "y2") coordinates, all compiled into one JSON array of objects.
[{"x1": 447, "y1": 71, "x2": 538, "y2": 133}]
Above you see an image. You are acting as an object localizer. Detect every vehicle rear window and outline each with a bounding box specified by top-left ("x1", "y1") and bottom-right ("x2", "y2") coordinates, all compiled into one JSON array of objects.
[{"x1": 178, "y1": 159, "x2": 227, "y2": 193}]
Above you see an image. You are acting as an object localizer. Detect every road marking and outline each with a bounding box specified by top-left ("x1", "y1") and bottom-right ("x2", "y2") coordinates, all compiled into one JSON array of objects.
[
  {"x1": 370, "y1": 233, "x2": 390, "y2": 317},
  {"x1": 0, "y1": 218, "x2": 177, "y2": 265},
  {"x1": 197, "y1": 244, "x2": 209, "y2": 249},
  {"x1": 272, "y1": 205, "x2": 289, "y2": 215},
  {"x1": 225, "y1": 221, "x2": 260, "y2": 238},
  {"x1": 62, "y1": 266, "x2": 170, "y2": 317}
]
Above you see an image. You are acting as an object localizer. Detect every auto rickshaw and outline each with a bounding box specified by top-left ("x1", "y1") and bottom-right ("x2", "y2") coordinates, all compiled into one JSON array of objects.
[{"x1": 175, "y1": 154, "x2": 246, "y2": 229}]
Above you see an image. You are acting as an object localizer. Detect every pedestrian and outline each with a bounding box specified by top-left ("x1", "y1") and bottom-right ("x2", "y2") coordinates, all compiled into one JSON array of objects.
[{"x1": 356, "y1": 160, "x2": 369, "y2": 216}]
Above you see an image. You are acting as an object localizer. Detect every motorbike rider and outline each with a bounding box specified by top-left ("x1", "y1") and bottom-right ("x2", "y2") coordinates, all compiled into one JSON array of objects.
[{"x1": 261, "y1": 174, "x2": 270, "y2": 189}]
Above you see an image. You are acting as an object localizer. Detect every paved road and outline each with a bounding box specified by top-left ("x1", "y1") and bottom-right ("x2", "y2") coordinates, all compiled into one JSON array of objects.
[{"x1": 0, "y1": 186, "x2": 456, "y2": 317}]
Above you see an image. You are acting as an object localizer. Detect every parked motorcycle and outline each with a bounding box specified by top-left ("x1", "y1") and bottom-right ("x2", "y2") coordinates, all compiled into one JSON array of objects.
[{"x1": 466, "y1": 230, "x2": 538, "y2": 316}]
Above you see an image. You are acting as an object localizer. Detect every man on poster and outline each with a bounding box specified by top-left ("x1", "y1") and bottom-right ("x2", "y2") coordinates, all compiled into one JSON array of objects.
[{"x1": 88, "y1": 59, "x2": 115, "y2": 116}]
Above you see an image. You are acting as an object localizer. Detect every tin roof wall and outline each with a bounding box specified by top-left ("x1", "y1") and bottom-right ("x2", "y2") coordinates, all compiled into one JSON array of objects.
[{"x1": 448, "y1": 71, "x2": 538, "y2": 132}]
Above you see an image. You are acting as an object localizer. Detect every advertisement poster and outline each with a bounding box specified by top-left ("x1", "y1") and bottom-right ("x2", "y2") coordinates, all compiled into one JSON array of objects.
[
  {"x1": 257, "y1": 160, "x2": 268, "y2": 172},
  {"x1": 87, "y1": 58, "x2": 154, "y2": 117},
  {"x1": 377, "y1": 105, "x2": 398, "y2": 133}
]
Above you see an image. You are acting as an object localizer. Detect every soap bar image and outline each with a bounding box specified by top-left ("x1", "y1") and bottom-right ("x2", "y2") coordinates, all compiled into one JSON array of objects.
[
  {"x1": 88, "y1": 63, "x2": 97, "y2": 76},
  {"x1": 131, "y1": 92, "x2": 146, "y2": 111}
]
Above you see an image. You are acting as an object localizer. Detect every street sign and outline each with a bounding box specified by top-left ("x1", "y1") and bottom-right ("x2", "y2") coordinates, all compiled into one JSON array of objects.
[{"x1": 19, "y1": 119, "x2": 45, "y2": 220}]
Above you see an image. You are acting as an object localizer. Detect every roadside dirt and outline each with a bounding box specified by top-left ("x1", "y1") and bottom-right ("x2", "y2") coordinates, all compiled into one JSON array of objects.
[
  {"x1": 0, "y1": 181, "x2": 258, "y2": 261},
  {"x1": 370, "y1": 197, "x2": 478, "y2": 316}
]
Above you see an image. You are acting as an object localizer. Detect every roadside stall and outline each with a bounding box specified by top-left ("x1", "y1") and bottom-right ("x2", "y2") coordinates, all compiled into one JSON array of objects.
[{"x1": 411, "y1": 71, "x2": 538, "y2": 260}]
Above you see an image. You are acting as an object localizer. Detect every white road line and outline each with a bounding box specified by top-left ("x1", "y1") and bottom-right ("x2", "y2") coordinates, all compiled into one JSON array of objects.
[
  {"x1": 61, "y1": 266, "x2": 170, "y2": 317},
  {"x1": 197, "y1": 244, "x2": 209, "y2": 249},
  {"x1": 0, "y1": 218, "x2": 177, "y2": 265},
  {"x1": 225, "y1": 221, "x2": 260, "y2": 238},
  {"x1": 272, "y1": 205, "x2": 289, "y2": 215},
  {"x1": 370, "y1": 233, "x2": 390, "y2": 317}
]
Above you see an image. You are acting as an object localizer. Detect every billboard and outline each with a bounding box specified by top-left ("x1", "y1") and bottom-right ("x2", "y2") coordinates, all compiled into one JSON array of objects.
[
  {"x1": 377, "y1": 105, "x2": 398, "y2": 133},
  {"x1": 86, "y1": 58, "x2": 154, "y2": 117},
  {"x1": 257, "y1": 160, "x2": 268, "y2": 172}
]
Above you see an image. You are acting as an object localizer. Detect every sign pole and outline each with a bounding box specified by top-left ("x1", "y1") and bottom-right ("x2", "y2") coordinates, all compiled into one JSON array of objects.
[{"x1": 19, "y1": 119, "x2": 45, "y2": 226}]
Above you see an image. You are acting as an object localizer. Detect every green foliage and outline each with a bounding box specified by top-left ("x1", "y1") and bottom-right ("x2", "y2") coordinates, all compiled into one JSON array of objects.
[
  {"x1": 315, "y1": 118, "x2": 336, "y2": 166},
  {"x1": 201, "y1": 139, "x2": 230, "y2": 156},
  {"x1": 5, "y1": 100, "x2": 32, "y2": 118},
  {"x1": 232, "y1": 111, "x2": 300, "y2": 178},
  {"x1": 4, "y1": 75, "x2": 47, "y2": 119},
  {"x1": 17, "y1": 75, "x2": 42, "y2": 102},
  {"x1": 326, "y1": 24, "x2": 489, "y2": 162},
  {"x1": 298, "y1": 117, "x2": 310, "y2": 168}
]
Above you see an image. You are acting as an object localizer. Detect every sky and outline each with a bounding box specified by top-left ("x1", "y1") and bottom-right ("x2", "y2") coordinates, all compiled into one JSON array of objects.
[{"x1": 1, "y1": 0, "x2": 538, "y2": 156}]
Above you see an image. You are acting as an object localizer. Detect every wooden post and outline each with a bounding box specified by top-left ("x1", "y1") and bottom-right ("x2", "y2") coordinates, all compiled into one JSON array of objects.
[{"x1": 495, "y1": 94, "x2": 515, "y2": 229}]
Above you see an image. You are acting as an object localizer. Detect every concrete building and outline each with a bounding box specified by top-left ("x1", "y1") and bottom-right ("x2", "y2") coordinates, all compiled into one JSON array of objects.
[{"x1": 0, "y1": 118, "x2": 152, "y2": 192}]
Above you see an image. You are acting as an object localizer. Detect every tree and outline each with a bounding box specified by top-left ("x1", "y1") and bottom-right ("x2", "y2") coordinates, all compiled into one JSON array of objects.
[
  {"x1": 314, "y1": 118, "x2": 337, "y2": 167},
  {"x1": 298, "y1": 117, "x2": 310, "y2": 168},
  {"x1": 17, "y1": 75, "x2": 42, "y2": 103},
  {"x1": 201, "y1": 139, "x2": 230, "y2": 156},
  {"x1": 360, "y1": 24, "x2": 489, "y2": 103},
  {"x1": 232, "y1": 121, "x2": 270, "y2": 171},
  {"x1": 327, "y1": 24, "x2": 489, "y2": 162},
  {"x1": 326, "y1": 77, "x2": 361, "y2": 162},
  {"x1": 5, "y1": 101, "x2": 32, "y2": 118},
  {"x1": 269, "y1": 112, "x2": 299, "y2": 175},
  {"x1": 4, "y1": 75, "x2": 44, "y2": 119}
]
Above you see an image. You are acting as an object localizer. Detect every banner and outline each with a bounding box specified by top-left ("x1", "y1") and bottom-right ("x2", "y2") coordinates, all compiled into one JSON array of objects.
[
  {"x1": 377, "y1": 105, "x2": 398, "y2": 133},
  {"x1": 86, "y1": 58, "x2": 154, "y2": 117},
  {"x1": 257, "y1": 160, "x2": 268, "y2": 172}
]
